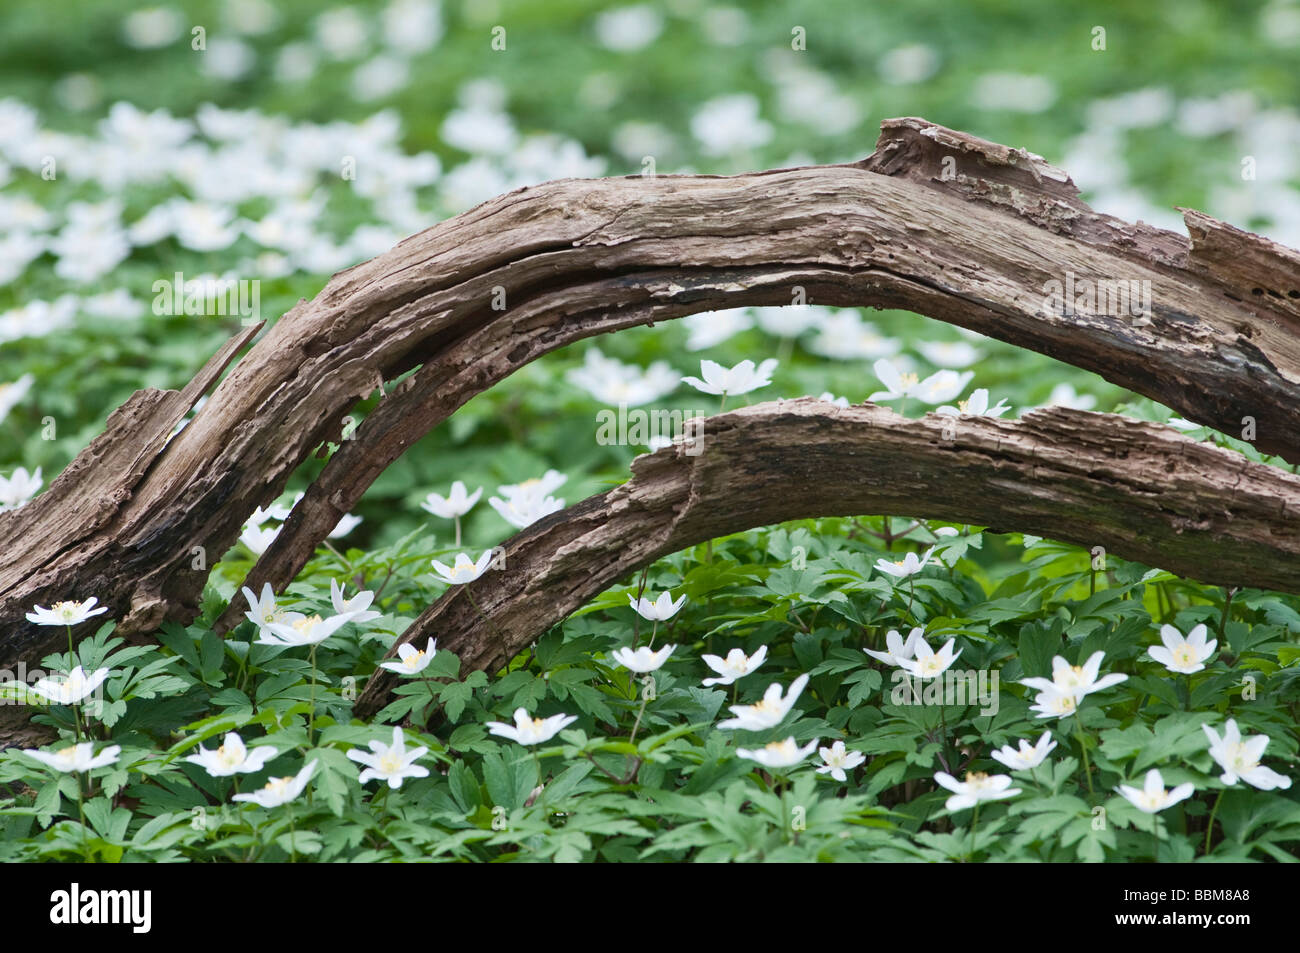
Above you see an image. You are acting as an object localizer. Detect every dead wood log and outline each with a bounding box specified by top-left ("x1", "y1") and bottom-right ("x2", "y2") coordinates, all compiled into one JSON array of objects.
[
  {"x1": 3, "y1": 117, "x2": 1300, "y2": 738},
  {"x1": 353, "y1": 399, "x2": 1300, "y2": 717}
]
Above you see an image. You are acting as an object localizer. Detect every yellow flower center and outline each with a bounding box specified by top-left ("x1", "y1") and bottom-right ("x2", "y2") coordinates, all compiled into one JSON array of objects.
[{"x1": 293, "y1": 615, "x2": 322, "y2": 632}]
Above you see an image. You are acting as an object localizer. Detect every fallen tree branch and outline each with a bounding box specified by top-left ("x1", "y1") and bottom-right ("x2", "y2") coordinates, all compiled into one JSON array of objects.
[
  {"x1": 3, "y1": 116, "x2": 1300, "y2": 720},
  {"x1": 354, "y1": 398, "x2": 1300, "y2": 718}
]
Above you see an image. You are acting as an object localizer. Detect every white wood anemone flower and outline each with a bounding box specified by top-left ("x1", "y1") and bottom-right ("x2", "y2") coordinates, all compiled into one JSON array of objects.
[
  {"x1": 1116, "y1": 768, "x2": 1195, "y2": 814},
  {"x1": 330, "y1": 578, "x2": 382, "y2": 624},
  {"x1": 421, "y1": 480, "x2": 482, "y2": 519},
  {"x1": 874, "y1": 548, "x2": 933, "y2": 580},
  {"x1": 347, "y1": 726, "x2": 430, "y2": 789},
  {"x1": 918, "y1": 340, "x2": 982, "y2": 369},
  {"x1": 610, "y1": 643, "x2": 676, "y2": 673},
  {"x1": 868, "y1": 358, "x2": 971, "y2": 404},
  {"x1": 379, "y1": 638, "x2": 438, "y2": 675},
  {"x1": 497, "y1": 469, "x2": 567, "y2": 504},
  {"x1": 1149, "y1": 623, "x2": 1216, "y2": 674},
  {"x1": 185, "y1": 731, "x2": 278, "y2": 777},
  {"x1": 485, "y1": 707, "x2": 578, "y2": 746},
  {"x1": 896, "y1": 637, "x2": 962, "y2": 680},
  {"x1": 430, "y1": 549, "x2": 493, "y2": 585},
  {"x1": 628, "y1": 590, "x2": 687, "y2": 621},
  {"x1": 990, "y1": 731, "x2": 1057, "y2": 771},
  {"x1": 1020, "y1": 651, "x2": 1127, "y2": 700},
  {"x1": 232, "y1": 760, "x2": 317, "y2": 808},
  {"x1": 936, "y1": 387, "x2": 1012, "y2": 418},
  {"x1": 257, "y1": 612, "x2": 354, "y2": 647},
  {"x1": 239, "y1": 522, "x2": 280, "y2": 555},
  {"x1": 680, "y1": 358, "x2": 778, "y2": 397},
  {"x1": 28, "y1": 666, "x2": 111, "y2": 706},
  {"x1": 717, "y1": 673, "x2": 809, "y2": 731},
  {"x1": 241, "y1": 582, "x2": 305, "y2": 637},
  {"x1": 0, "y1": 464, "x2": 41, "y2": 511},
  {"x1": 25, "y1": 598, "x2": 109, "y2": 627},
  {"x1": 934, "y1": 770, "x2": 1021, "y2": 811},
  {"x1": 864, "y1": 627, "x2": 923, "y2": 667},
  {"x1": 488, "y1": 491, "x2": 564, "y2": 529},
  {"x1": 24, "y1": 742, "x2": 121, "y2": 774},
  {"x1": 701, "y1": 645, "x2": 768, "y2": 686},
  {"x1": 737, "y1": 736, "x2": 819, "y2": 769},
  {"x1": 816, "y1": 740, "x2": 866, "y2": 781},
  {"x1": 1202, "y1": 719, "x2": 1292, "y2": 790},
  {"x1": 1028, "y1": 684, "x2": 1079, "y2": 720}
]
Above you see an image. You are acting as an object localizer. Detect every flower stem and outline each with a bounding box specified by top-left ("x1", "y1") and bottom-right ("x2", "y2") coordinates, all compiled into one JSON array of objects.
[
  {"x1": 1075, "y1": 715, "x2": 1094, "y2": 796},
  {"x1": 1204, "y1": 788, "x2": 1225, "y2": 856},
  {"x1": 308, "y1": 644, "x2": 318, "y2": 746},
  {"x1": 287, "y1": 803, "x2": 297, "y2": 863},
  {"x1": 968, "y1": 802, "x2": 980, "y2": 861}
]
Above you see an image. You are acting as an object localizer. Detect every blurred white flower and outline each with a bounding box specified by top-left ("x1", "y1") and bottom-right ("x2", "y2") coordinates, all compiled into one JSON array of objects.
[
  {"x1": 25, "y1": 742, "x2": 121, "y2": 773},
  {"x1": 314, "y1": 7, "x2": 369, "y2": 60},
  {"x1": 971, "y1": 73, "x2": 1057, "y2": 113},
  {"x1": 594, "y1": 5, "x2": 663, "y2": 51},
  {"x1": 382, "y1": 0, "x2": 443, "y2": 53},
  {"x1": 1116, "y1": 768, "x2": 1195, "y2": 814},
  {"x1": 806, "y1": 312, "x2": 901, "y2": 360},
  {"x1": 185, "y1": 732, "x2": 278, "y2": 777},
  {"x1": 917, "y1": 340, "x2": 981, "y2": 369},
  {"x1": 718, "y1": 674, "x2": 809, "y2": 731},
  {"x1": 990, "y1": 731, "x2": 1057, "y2": 771},
  {"x1": 566, "y1": 349, "x2": 678, "y2": 406},
  {"x1": 878, "y1": 44, "x2": 940, "y2": 84},
  {"x1": 233, "y1": 760, "x2": 317, "y2": 807},
  {"x1": 441, "y1": 108, "x2": 517, "y2": 155},
  {"x1": 0, "y1": 465, "x2": 41, "y2": 511},
  {"x1": 122, "y1": 7, "x2": 184, "y2": 48},
  {"x1": 28, "y1": 666, "x2": 111, "y2": 706},
  {"x1": 421, "y1": 481, "x2": 482, "y2": 519},
  {"x1": 240, "y1": 523, "x2": 280, "y2": 555},
  {"x1": 489, "y1": 492, "x2": 564, "y2": 529},
  {"x1": 1203, "y1": 719, "x2": 1292, "y2": 790},
  {"x1": 1044, "y1": 383, "x2": 1097, "y2": 411},
  {"x1": 738, "y1": 736, "x2": 819, "y2": 769},
  {"x1": 485, "y1": 707, "x2": 577, "y2": 746},
  {"x1": 610, "y1": 644, "x2": 676, "y2": 673},
  {"x1": 934, "y1": 770, "x2": 1020, "y2": 810},
  {"x1": 691, "y1": 94, "x2": 772, "y2": 156},
  {"x1": 683, "y1": 308, "x2": 753, "y2": 350}
]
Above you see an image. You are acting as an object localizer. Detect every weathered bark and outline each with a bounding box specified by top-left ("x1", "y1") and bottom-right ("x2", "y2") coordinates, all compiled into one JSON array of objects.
[
  {"x1": 2, "y1": 117, "x2": 1299, "y2": 732},
  {"x1": 353, "y1": 398, "x2": 1300, "y2": 717}
]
